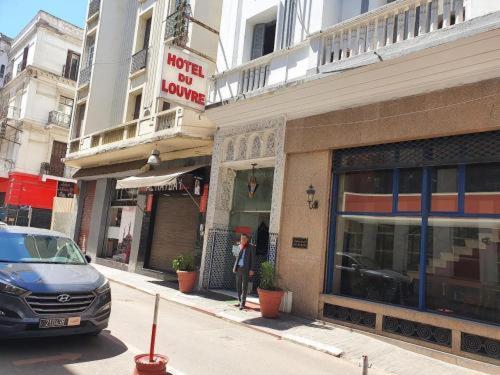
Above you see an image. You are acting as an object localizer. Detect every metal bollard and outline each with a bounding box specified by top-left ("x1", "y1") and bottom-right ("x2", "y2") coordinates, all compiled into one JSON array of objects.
[{"x1": 362, "y1": 355, "x2": 369, "y2": 375}]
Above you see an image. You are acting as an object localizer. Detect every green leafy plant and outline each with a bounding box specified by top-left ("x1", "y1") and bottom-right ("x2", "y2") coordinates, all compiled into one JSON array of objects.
[
  {"x1": 259, "y1": 261, "x2": 279, "y2": 290},
  {"x1": 172, "y1": 254, "x2": 195, "y2": 272}
]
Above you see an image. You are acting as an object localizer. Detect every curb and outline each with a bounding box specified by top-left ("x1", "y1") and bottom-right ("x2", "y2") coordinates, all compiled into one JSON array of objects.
[{"x1": 106, "y1": 277, "x2": 343, "y2": 358}]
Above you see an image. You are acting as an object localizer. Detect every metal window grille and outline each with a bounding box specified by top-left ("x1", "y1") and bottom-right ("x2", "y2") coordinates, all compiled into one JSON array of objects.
[
  {"x1": 333, "y1": 131, "x2": 500, "y2": 173},
  {"x1": 203, "y1": 228, "x2": 278, "y2": 290}
]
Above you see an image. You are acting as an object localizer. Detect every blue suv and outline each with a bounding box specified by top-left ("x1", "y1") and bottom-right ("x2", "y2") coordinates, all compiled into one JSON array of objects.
[{"x1": 0, "y1": 223, "x2": 111, "y2": 338}]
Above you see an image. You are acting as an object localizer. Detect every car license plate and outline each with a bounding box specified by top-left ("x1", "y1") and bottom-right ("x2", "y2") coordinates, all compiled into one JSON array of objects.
[{"x1": 39, "y1": 317, "x2": 81, "y2": 329}]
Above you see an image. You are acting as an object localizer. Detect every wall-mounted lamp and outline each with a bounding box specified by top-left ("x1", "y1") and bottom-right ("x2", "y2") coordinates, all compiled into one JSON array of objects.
[{"x1": 306, "y1": 185, "x2": 319, "y2": 209}]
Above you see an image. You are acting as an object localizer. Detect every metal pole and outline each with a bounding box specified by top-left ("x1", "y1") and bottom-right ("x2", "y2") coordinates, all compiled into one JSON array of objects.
[
  {"x1": 149, "y1": 294, "x2": 160, "y2": 363},
  {"x1": 362, "y1": 355, "x2": 368, "y2": 375}
]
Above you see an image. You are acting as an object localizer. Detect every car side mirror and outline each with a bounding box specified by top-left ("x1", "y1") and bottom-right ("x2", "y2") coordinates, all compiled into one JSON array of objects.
[{"x1": 85, "y1": 255, "x2": 92, "y2": 263}]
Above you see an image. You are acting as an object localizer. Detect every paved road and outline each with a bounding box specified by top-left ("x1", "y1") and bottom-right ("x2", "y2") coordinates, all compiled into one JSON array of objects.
[{"x1": 0, "y1": 281, "x2": 370, "y2": 375}]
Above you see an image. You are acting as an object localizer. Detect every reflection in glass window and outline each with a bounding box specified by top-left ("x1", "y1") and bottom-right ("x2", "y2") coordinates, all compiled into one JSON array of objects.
[
  {"x1": 431, "y1": 166, "x2": 458, "y2": 212},
  {"x1": 333, "y1": 216, "x2": 421, "y2": 307},
  {"x1": 465, "y1": 163, "x2": 500, "y2": 214},
  {"x1": 337, "y1": 170, "x2": 393, "y2": 213},
  {"x1": 398, "y1": 168, "x2": 421, "y2": 212},
  {"x1": 426, "y1": 219, "x2": 500, "y2": 324}
]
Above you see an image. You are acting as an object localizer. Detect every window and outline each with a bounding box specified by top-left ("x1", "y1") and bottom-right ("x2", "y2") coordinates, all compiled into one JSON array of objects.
[
  {"x1": 87, "y1": 44, "x2": 95, "y2": 67},
  {"x1": 143, "y1": 17, "x2": 152, "y2": 50},
  {"x1": 21, "y1": 46, "x2": 29, "y2": 71},
  {"x1": 0, "y1": 64, "x2": 4, "y2": 78},
  {"x1": 58, "y1": 96, "x2": 74, "y2": 117},
  {"x1": 398, "y1": 168, "x2": 422, "y2": 212},
  {"x1": 280, "y1": 0, "x2": 296, "y2": 49},
  {"x1": 431, "y1": 166, "x2": 458, "y2": 212},
  {"x1": 330, "y1": 139, "x2": 500, "y2": 326},
  {"x1": 334, "y1": 216, "x2": 421, "y2": 308},
  {"x1": 426, "y1": 219, "x2": 500, "y2": 324},
  {"x1": 133, "y1": 93, "x2": 142, "y2": 120},
  {"x1": 64, "y1": 51, "x2": 80, "y2": 81},
  {"x1": 361, "y1": 0, "x2": 370, "y2": 14},
  {"x1": 73, "y1": 103, "x2": 85, "y2": 139},
  {"x1": 49, "y1": 141, "x2": 67, "y2": 177},
  {"x1": 465, "y1": 163, "x2": 500, "y2": 214},
  {"x1": 337, "y1": 170, "x2": 393, "y2": 213},
  {"x1": 251, "y1": 20, "x2": 276, "y2": 60}
]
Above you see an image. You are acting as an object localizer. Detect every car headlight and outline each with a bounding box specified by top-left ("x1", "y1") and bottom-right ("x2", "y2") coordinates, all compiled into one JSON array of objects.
[
  {"x1": 95, "y1": 279, "x2": 110, "y2": 294},
  {"x1": 0, "y1": 280, "x2": 27, "y2": 296}
]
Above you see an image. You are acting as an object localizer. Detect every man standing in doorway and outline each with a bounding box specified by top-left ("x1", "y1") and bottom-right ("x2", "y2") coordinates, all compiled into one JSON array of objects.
[{"x1": 233, "y1": 233, "x2": 255, "y2": 310}]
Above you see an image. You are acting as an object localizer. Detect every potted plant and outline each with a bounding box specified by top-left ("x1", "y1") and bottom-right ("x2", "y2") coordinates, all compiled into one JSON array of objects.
[
  {"x1": 257, "y1": 261, "x2": 284, "y2": 318},
  {"x1": 172, "y1": 254, "x2": 197, "y2": 293}
]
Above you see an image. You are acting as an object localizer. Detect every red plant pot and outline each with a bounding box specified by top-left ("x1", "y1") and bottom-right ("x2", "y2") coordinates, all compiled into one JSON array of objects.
[
  {"x1": 177, "y1": 271, "x2": 197, "y2": 293},
  {"x1": 257, "y1": 288, "x2": 284, "y2": 318}
]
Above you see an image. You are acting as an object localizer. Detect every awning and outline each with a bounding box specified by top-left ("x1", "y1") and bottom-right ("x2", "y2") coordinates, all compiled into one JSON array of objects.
[{"x1": 115, "y1": 164, "x2": 206, "y2": 189}]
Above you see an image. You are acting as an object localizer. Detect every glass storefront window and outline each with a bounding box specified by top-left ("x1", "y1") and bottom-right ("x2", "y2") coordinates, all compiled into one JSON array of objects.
[
  {"x1": 337, "y1": 170, "x2": 393, "y2": 213},
  {"x1": 426, "y1": 218, "x2": 500, "y2": 324},
  {"x1": 398, "y1": 168, "x2": 421, "y2": 212},
  {"x1": 465, "y1": 163, "x2": 500, "y2": 215},
  {"x1": 333, "y1": 216, "x2": 421, "y2": 308},
  {"x1": 431, "y1": 166, "x2": 458, "y2": 212}
]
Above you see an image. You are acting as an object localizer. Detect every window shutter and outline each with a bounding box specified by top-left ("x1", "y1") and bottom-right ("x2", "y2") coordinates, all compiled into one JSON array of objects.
[
  {"x1": 251, "y1": 24, "x2": 266, "y2": 60},
  {"x1": 21, "y1": 46, "x2": 29, "y2": 70},
  {"x1": 361, "y1": 0, "x2": 369, "y2": 14},
  {"x1": 64, "y1": 51, "x2": 71, "y2": 78}
]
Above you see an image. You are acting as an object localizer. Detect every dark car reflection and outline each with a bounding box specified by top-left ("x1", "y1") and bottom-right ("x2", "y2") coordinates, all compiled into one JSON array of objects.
[{"x1": 336, "y1": 252, "x2": 417, "y2": 306}]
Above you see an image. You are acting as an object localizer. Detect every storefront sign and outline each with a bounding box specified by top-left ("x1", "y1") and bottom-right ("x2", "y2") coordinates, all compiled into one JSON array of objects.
[
  {"x1": 147, "y1": 174, "x2": 203, "y2": 194},
  {"x1": 160, "y1": 46, "x2": 208, "y2": 111},
  {"x1": 292, "y1": 237, "x2": 308, "y2": 249},
  {"x1": 57, "y1": 181, "x2": 75, "y2": 198}
]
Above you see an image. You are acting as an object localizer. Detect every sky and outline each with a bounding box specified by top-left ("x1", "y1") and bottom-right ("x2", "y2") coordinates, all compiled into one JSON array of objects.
[{"x1": 0, "y1": 0, "x2": 88, "y2": 38}]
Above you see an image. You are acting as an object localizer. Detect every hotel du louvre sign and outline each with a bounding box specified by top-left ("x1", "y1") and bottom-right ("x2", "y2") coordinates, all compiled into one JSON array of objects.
[{"x1": 160, "y1": 45, "x2": 208, "y2": 111}]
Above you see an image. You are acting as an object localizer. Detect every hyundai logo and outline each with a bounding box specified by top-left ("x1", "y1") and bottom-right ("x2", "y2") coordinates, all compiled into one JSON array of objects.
[{"x1": 57, "y1": 294, "x2": 71, "y2": 303}]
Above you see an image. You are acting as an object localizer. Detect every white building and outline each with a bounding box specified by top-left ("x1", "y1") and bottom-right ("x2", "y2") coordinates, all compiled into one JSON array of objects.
[
  {"x1": 0, "y1": 11, "x2": 83, "y2": 228},
  {"x1": 200, "y1": 0, "x2": 500, "y2": 364},
  {"x1": 65, "y1": 0, "x2": 222, "y2": 274},
  {"x1": 0, "y1": 33, "x2": 12, "y2": 88}
]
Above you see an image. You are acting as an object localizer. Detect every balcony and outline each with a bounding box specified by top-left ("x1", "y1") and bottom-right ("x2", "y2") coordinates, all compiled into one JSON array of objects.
[
  {"x1": 207, "y1": 0, "x2": 500, "y2": 126},
  {"x1": 87, "y1": 0, "x2": 100, "y2": 20},
  {"x1": 213, "y1": 0, "x2": 469, "y2": 102},
  {"x1": 79, "y1": 65, "x2": 92, "y2": 87},
  {"x1": 130, "y1": 48, "x2": 148, "y2": 75},
  {"x1": 48, "y1": 110, "x2": 71, "y2": 128},
  {"x1": 165, "y1": 3, "x2": 191, "y2": 46},
  {"x1": 0, "y1": 106, "x2": 20, "y2": 120},
  {"x1": 65, "y1": 107, "x2": 214, "y2": 168}
]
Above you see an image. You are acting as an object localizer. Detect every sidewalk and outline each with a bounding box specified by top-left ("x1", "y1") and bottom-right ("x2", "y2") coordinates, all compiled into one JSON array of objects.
[{"x1": 93, "y1": 264, "x2": 495, "y2": 375}]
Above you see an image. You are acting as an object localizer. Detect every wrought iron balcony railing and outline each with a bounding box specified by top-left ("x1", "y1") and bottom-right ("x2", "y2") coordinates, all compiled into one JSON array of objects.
[
  {"x1": 79, "y1": 65, "x2": 91, "y2": 86},
  {"x1": 48, "y1": 110, "x2": 71, "y2": 128},
  {"x1": 165, "y1": 3, "x2": 191, "y2": 46},
  {"x1": 130, "y1": 48, "x2": 148, "y2": 74},
  {"x1": 88, "y1": 0, "x2": 100, "y2": 19}
]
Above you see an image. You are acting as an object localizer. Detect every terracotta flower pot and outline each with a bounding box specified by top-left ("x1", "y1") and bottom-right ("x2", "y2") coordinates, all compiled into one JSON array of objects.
[
  {"x1": 257, "y1": 288, "x2": 284, "y2": 318},
  {"x1": 176, "y1": 271, "x2": 197, "y2": 293}
]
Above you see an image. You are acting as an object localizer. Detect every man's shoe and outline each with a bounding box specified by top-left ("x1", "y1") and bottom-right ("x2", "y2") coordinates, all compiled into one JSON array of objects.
[{"x1": 239, "y1": 304, "x2": 245, "y2": 310}]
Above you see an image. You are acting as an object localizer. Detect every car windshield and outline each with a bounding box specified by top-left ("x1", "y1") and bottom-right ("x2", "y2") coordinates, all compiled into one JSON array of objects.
[{"x1": 0, "y1": 232, "x2": 86, "y2": 264}]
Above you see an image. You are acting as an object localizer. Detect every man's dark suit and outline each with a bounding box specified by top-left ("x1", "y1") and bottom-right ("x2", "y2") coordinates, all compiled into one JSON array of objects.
[{"x1": 233, "y1": 244, "x2": 255, "y2": 307}]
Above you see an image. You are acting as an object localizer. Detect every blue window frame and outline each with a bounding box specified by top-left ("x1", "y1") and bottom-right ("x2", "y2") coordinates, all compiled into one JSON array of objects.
[{"x1": 327, "y1": 133, "x2": 500, "y2": 326}]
